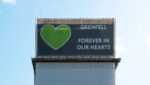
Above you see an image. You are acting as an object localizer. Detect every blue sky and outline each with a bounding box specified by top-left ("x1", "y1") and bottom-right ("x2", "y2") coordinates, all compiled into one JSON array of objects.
[{"x1": 0, "y1": 0, "x2": 150, "y2": 85}]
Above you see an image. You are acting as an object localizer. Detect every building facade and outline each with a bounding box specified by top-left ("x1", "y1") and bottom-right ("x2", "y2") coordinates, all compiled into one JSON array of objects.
[{"x1": 32, "y1": 18, "x2": 120, "y2": 85}]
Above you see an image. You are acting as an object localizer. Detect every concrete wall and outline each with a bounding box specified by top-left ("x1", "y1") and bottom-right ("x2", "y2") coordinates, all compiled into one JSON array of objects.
[{"x1": 35, "y1": 63, "x2": 115, "y2": 85}]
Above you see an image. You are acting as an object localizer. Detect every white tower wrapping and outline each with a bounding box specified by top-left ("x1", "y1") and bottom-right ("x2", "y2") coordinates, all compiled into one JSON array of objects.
[{"x1": 32, "y1": 58, "x2": 120, "y2": 85}]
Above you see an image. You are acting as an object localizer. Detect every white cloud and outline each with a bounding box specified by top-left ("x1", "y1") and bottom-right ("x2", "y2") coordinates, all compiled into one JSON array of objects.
[
  {"x1": 116, "y1": 37, "x2": 126, "y2": 54},
  {"x1": 2, "y1": 0, "x2": 16, "y2": 5},
  {"x1": 145, "y1": 33, "x2": 150, "y2": 48}
]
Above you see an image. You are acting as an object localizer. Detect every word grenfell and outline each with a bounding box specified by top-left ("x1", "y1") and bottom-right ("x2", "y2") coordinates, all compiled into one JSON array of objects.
[{"x1": 80, "y1": 25, "x2": 107, "y2": 30}]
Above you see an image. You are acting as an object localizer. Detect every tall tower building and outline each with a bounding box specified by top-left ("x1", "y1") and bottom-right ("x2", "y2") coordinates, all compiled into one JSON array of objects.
[{"x1": 32, "y1": 18, "x2": 121, "y2": 85}]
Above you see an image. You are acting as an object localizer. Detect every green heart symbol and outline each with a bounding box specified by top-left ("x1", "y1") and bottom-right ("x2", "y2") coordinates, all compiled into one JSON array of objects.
[{"x1": 40, "y1": 25, "x2": 71, "y2": 50}]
